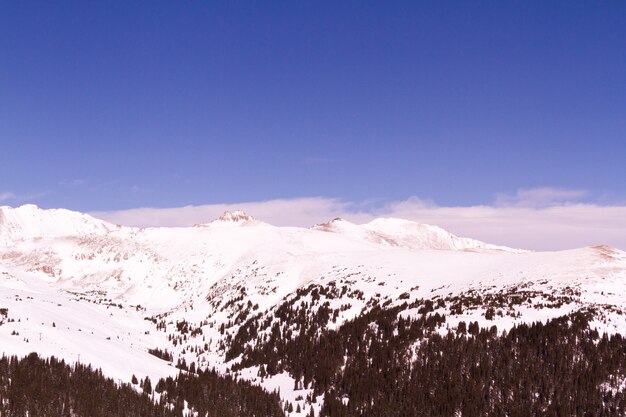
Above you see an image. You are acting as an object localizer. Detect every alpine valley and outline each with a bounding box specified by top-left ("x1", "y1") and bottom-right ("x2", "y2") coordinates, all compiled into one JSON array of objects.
[{"x1": 2, "y1": 204, "x2": 626, "y2": 416}]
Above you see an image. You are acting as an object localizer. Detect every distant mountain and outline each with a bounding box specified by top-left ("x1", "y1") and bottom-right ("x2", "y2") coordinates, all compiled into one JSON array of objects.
[
  {"x1": 1, "y1": 205, "x2": 626, "y2": 416},
  {"x1": 312, "y1": 216, "x2": 526, "y2": 252},
  {"x1": 0, "y1": 204, "x2": 117, "y2": 243}
]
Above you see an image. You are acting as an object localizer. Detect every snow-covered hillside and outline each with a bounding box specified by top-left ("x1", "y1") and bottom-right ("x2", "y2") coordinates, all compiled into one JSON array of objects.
[{"x1": 1, "y1": 204, "x2": 626, "y2": 415}]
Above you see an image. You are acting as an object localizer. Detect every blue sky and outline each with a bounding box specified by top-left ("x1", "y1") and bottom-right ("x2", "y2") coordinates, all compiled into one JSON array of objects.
[{"x1": 1, "y1": 1, "x2": 625, "y2": 213}]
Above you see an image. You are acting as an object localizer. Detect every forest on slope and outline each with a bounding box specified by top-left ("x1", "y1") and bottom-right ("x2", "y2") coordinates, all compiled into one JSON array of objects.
[
  {"x1": 2, "y1": 306, "x2": 626, "y2": 416},
  {"x1": 228, "y1": 292, "x2": 626, "y2": 417},
  {"x1": 0, "y1": 353, "x2": 284, "y2": 417}
]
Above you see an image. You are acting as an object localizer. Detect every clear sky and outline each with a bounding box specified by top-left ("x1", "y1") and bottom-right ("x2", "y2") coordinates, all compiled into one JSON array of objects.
[{"x1": 1, "y1": 1, "x2": 625, "y2": 214}]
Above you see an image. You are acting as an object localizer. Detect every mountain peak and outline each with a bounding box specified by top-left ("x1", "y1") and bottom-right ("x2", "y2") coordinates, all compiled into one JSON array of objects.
[
  {"x1": 192, "y1": 210, "x2": 259, "y2": 228},
  {"x1": 0, "y1": 205, "x2": 115, "y2": 244},
  {"x1": 311, "y1": 217, "x2": 356, "y2": 232},
  {"x1": 215, "y1": 210, "x2": 256, "y2": 223},
  {"x1": 0, "y1": 203, "x2": 41, "y2": 214}
]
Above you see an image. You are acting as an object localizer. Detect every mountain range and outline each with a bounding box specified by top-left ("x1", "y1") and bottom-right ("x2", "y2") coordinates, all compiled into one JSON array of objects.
[{"x1": 2, "y1": 204, "x2": 626, "y2": 415}]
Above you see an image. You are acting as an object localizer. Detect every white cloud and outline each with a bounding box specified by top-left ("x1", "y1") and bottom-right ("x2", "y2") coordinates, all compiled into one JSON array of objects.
[
  {"x1": 90, "y1": 189, "x2": 626, "y2": 251},
  {"x1": 90, "y1": 197, "x2": 353, "y2": 229},
  {"x1": 369, "y1": 199, "x2": 626, "y2": 251}
]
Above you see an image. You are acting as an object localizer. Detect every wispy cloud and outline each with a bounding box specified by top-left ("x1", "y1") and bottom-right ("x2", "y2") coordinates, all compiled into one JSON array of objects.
[
  {"x1": 0, "y1": 191, "x2": 50, "y2": 204},
  {"x1": 90, "y1": 197, "x2": 351, "y2": 229},
  {"x1": 89, "y1": 188, "x2": 626, "y2": 251},
  {"x1": 59, "y1": 179, "x2": 87, "y2": 187},
  {"x1": 495, "y1": 187, "x2": 589, "y2": 208},
  {"x1": 0, "y1": 192, "x2": 17, "y2": 202}
]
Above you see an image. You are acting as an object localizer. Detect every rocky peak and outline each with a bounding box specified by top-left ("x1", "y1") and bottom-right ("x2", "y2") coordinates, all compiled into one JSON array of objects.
[{"x1": 215, "y1": 210, "x2": 256, "y2": 224}]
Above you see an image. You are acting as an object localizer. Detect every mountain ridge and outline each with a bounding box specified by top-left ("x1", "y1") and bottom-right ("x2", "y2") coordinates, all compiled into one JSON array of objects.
[{"x1": 1, "y1": 204, "x2": 524, "y2": 252}]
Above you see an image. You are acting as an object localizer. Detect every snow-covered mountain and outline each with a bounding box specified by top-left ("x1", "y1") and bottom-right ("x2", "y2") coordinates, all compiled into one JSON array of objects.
[
  {"x1": 312, "y1": 216, "x2": 526, "y2": 252},
  {"x1": 0, "y1": 204, "x2": 117, "y2": 243},
  {"x1": 1, "y1": 204, "x2": 626, "y2": 415}
]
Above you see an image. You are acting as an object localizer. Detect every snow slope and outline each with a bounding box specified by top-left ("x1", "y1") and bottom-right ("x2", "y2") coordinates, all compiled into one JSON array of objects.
[{"x1": 0, "y1": 264, "x2": 176, "y2": 383}]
